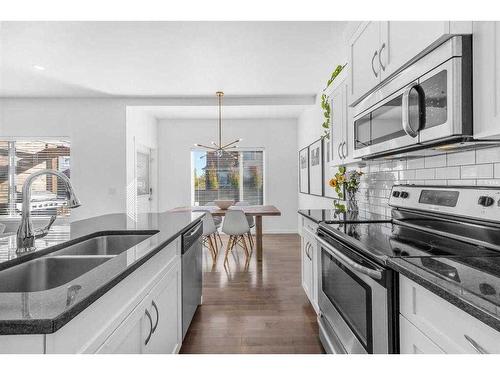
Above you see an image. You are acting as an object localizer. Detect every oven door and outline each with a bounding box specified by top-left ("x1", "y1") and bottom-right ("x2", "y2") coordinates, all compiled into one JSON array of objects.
[
  {"x1": 417, "y1": 57, "x2": 470, "y2": 143},
  {"x1": 317, "y1": 235, "x2": 389, "y2": 354},
  {"x1": 353, "y1": 83, "x2": 420, "y2": 159}
]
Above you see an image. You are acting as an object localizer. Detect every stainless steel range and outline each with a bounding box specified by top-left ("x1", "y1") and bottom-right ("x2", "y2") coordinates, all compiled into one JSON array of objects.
[{"x1": 317, "y1": 185, "x2": 500, "y2": 354}]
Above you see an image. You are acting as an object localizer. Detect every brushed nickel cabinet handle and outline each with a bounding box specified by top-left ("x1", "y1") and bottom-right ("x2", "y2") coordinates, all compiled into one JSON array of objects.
[
  {"x1": 378, "y1": 43, "x2": 386, "y2": 71},
  {"x1": 464, "y1": 334, "x2": 488, "y2": 354},
  {"x1": 151, "y1": 300, "x2": 159, "y2": 333},
  {"x1": 144, "y1": 309, "x2": 153, "y2": 345},
  {"x1": 371, "y1": 50, "x2": 379, "y2": 78}
]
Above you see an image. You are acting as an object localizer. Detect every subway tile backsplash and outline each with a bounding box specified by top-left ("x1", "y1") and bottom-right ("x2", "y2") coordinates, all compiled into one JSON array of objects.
[{"x1": 339, "y1": 145, "x2": 500, "y2": 217}]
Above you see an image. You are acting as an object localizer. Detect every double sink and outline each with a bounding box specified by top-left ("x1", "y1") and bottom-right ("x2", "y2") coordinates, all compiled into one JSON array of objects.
[{"x1": 0, "y1": 232, "x2": 157, "y2": 293}]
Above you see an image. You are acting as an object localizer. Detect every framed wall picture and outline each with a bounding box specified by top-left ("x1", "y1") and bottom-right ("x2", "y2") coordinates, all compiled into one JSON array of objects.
[
  {"x1": 299, "y1": 146, "x2": 309, "y2": 194},
  {"x1": 309, "y1": 139, "x2": 323, "y2": 196},
  {"x1": 322, "y1": 137, "x2": 336, "y2": 198}
]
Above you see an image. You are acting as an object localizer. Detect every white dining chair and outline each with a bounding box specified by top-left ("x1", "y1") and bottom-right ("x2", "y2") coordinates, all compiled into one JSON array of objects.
[
  {"x1": 0, "y1": 223, "x2": 5, "y2": 234},
  {"x1": 201, "y1": 211, "x2": 219, "y2": 266},
  {"x1": 233, "y1": 201, "x2": 255, "y2": 251},
  {"x1": 205, "y1": 201, "x2": 223, "y2": 247},
  {"x1": 221, "y1": 210, "x2": 251, "y2": 265}
]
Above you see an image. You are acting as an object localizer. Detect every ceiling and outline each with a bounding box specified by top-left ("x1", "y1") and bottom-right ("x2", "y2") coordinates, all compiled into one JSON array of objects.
[{"x1": 0, "y1": 21, "x2": 347, "y2": 98}]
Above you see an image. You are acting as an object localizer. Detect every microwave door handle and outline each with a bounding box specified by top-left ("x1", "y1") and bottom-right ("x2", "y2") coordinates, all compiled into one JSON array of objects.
[
  {"x1": 317, "y1": 237, "x2": 383, "y2": 280},
  {"x1": 402, "y1": 83, "x2": 420, "y2": 138}
]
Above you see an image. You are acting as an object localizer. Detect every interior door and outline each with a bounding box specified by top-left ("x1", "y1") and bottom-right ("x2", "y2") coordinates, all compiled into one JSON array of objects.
[
  {"x1": 350, "y1": 22, "x2": 381, "y2": 104},
  {"x1": 380, "y1": 21, "x2": 448, "y2": 79},
  {"x1": 136, "y1": 144, "x2": 158, "y2": 215}
]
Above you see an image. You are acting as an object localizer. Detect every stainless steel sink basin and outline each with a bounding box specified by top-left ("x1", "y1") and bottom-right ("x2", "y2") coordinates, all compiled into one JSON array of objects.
[
  {"x1": 0, "y1": 256, "x2": 110, "y2": 293},
  {"x1": 49, "y1": 233, "x2": 153, "y2": 257}
]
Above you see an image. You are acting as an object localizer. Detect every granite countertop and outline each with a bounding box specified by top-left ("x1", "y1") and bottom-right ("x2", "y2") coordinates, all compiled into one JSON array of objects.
[
  {"x1": 389, "y1": 256, "x2": 500, "y2": 332},
  {"x1": 0, "y1": 211, "x2": 204, "y2": 335}
]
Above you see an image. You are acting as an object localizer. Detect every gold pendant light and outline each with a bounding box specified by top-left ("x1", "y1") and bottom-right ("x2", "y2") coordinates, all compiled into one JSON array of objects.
[{"x1": 194, "y1": 91, "x2": 242, "y2": 156}]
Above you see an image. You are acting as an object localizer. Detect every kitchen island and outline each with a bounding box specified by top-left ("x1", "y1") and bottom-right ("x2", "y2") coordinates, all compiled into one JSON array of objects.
[{"x1": 0, "y1": 211, "x2": 204, "y2": 353}]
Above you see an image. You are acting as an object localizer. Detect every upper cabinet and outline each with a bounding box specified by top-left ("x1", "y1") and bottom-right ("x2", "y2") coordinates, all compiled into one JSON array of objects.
[
  {"x1": 326, "y1": 66, "x2": 355, "y2": 167},
  {"x1": 349, "y1": 22, "x2": 381, "y2": 104},
  {"x1": 473, "y1": 21, "x2": 500, "y2": 139},
  {"x1": 348, "y1": 21, "x2": 473, "y2": 105}
]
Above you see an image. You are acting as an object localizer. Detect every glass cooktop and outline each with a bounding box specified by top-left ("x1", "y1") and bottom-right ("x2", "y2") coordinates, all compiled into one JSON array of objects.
[{"x1": 319, "y1": 220, "x2": 500, "y2": 265}]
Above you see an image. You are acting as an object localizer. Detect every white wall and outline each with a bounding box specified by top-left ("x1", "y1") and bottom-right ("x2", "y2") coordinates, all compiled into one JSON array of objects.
[
  {"x1": 297, "y1": 98, "x2": 338, "y2": 210},
  {"x1": 0, "y1": 98, "x2": 126, "y2": 221},
  {"x1": 158, "y1": 118, "x2": 298, "y2": 233},
  {"x1": 126, "y1": 108, "x2": 159, "y2": 217}
]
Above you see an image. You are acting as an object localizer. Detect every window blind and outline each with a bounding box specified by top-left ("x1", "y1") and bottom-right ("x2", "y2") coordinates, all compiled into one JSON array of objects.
[{"x1": 0, "y1": 140, "x2": 71, "y2": 217}]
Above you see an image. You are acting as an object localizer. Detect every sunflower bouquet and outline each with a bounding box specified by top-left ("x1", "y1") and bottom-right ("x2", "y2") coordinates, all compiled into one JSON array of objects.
[{"x1": 329, "y1": 166, "x2": 364, "y2": 212}]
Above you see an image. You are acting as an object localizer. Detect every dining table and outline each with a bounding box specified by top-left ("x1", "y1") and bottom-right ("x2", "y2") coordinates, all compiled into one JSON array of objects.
[{"x1": 169, "y1": 205, "x2": 281, "y2": 261}]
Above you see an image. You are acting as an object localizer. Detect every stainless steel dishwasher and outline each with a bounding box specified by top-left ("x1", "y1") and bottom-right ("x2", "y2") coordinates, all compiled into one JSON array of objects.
[{"x1": 181, "y1": 221, "x2": 203, "y2": 339}]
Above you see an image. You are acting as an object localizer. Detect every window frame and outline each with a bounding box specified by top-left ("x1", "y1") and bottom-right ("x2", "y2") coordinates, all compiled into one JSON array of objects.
[
  {"x1": 190, "y1": 146, "x2": 266, "y2": 206},
  {"x1": 0, "y1": 136, "x2": 71, "y2": 219}
]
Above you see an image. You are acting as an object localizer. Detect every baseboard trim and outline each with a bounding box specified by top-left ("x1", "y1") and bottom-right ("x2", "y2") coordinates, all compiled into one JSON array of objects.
[{"x1": 262, "y1": 230, "x2": 299, "y2": 234}]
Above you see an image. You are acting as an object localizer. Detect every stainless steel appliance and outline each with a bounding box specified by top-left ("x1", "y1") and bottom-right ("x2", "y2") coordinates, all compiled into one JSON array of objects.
[
  {"x1": 317, "y1": 211, "x2": 394, "y2": 354},
  {"x1": 352, "y1": 35, "x2": 473, "y2": 159},
  {"x1": 181, "y1": 221, "x2": 203, "y2": 339},
  {"x1": 317, "y1": 185, "x2": 500, "y2": 354}
]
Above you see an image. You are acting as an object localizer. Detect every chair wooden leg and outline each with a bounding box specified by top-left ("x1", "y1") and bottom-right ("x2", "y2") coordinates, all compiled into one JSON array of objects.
[
  {"x1": 240, "y1": 235, "x2": 250, "y2": 263},
  {"x1": 247, "y1": 232, "x2": 254, "y2": 252},
  {"x1": 207, "y1": 235, "x2": 217, "y2": 264},
  {"x1": 216, "y1": 231, "x2": 223, "y2": 247},
  {"x1": 211, "y1": 233, "x2": 218, "y2": 256},
  {"x1": 224, "y1": 235, "x2": 234, "y2": 264}
]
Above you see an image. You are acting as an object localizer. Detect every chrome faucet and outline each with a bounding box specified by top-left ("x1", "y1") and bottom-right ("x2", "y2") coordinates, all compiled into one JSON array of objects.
[{"x1": 17, "y1": 169, "x2": 81, "y2": 252}]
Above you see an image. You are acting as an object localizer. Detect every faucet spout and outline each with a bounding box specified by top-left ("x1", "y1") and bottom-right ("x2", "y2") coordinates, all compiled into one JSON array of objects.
[{"x1": 16, "y1": 169, "x2": 81, "y2": 253}]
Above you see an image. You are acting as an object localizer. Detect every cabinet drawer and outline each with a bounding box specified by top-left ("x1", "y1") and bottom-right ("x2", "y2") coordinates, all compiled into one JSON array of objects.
[
  {"x1": 302, "y1": 217, "x2": 318, "y2": 234},
  {"x1": 399, "y1": 315, "x2": 444, "y2": 354},
  {"x1": 400, "y1": 275, "x2": 500, "y2": 354}
]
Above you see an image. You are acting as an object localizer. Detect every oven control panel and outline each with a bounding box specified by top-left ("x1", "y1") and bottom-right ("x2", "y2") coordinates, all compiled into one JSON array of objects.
[{"x1": 389, "y1": 185, "x2": 500, "y2": 223}]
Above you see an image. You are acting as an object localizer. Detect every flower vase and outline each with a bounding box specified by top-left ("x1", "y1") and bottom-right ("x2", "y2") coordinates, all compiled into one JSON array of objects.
[{"x1": 346, "y1": 190, "x2": 359, "y2": 217}]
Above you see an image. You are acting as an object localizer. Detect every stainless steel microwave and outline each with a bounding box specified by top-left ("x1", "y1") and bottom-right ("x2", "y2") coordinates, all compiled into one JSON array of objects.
[{"x1": 352, "y1": 35, "x2": 472, "y2": 159}]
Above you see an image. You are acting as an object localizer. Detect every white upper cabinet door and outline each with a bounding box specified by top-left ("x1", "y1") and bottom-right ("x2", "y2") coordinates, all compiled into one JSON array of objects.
[
  {"x1": 330, "y1": 82, "x2": 345, "y2": 166},
  {"x1": 379, "y1": 21, "x2": 450, "y2": 80},
  {"x1": 473, "y1": 21, "x2": 500, "y2": 139},
  {"x1": 349, "y1": 22, "x2": 381, "y2": 104}
]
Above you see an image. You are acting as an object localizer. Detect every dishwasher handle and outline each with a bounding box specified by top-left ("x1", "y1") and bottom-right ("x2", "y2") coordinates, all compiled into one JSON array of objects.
[{"x1": 182, "y1": 222, "x2": 203, "y2": 253}]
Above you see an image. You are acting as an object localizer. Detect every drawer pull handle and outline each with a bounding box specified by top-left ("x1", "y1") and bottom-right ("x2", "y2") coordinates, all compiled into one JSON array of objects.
[
  {"x1": 151, "y1": 300, "x2": 159, "y2": 333},
  {"x1": 464, "y1": 334, "x2": 488, "y2": 354},
  {"x1": 144, "y1": 309, "x2": 153, "y2": 345}
]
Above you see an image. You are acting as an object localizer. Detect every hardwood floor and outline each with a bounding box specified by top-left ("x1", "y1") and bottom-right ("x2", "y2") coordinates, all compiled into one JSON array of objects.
[{"x1": 180, "y1": 234, "x2": 324, "y2": 354}]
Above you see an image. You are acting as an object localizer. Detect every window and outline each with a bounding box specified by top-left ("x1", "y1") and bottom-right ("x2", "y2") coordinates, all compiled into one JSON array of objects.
[
  {"x1": 192, "y1": 149, "x2": 264, "y2": 206},
  {"x1": 0, "y1": 139, "x2": 71, "y2": 217}
]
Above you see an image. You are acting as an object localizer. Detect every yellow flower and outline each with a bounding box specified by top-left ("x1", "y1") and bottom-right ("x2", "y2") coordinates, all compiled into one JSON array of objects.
[
  {"x1": 329, "y1": 178, "x2": 337, "y2": 188},
  {"x1": 337, "y1": 175, "x2": 345, "y2": 183}
]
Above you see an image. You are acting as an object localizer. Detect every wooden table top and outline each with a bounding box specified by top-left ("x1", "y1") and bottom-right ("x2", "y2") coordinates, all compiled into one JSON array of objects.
[{"x1": 170, "y1": 205, "x2": 281, "y2": 217}]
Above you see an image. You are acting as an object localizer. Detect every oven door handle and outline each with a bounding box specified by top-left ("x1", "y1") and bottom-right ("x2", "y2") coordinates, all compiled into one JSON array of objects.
[{"x1": 317, "y1": 236, "x2": 383, "y2": 280}]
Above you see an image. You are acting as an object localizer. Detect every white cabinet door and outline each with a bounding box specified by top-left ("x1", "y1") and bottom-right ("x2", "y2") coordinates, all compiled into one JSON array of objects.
[
  {"x1": 328, "y1": 67, "x2": 351, "y2": 169},
  {"x1": 349, "y1": 21, "x2": 381, "y2": 104},
  {"x1": 330, "y1": 83, "x2": 345, "y2": 167},
  {"x1": 380, "y1": 21, "x2": 449, "y2": 79},
  {"x1": 301, "y1": 236, "x2": 313, "y2": 302},
  {"x1": 399, "y1": 315, "x2": 444, "y2": 354},
  {"x1": 144, "y1": 263, "x2": 182, "y2": 354},
  {"x1": 95, "y1": 297, "x2": 151, "y2": 354},
  {"x1": 302, "y1": 226, "x2": 319, "y2": 313},
  {"x1": 473, "y1": 21, "x2": 500, "y2": 139}
]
